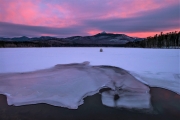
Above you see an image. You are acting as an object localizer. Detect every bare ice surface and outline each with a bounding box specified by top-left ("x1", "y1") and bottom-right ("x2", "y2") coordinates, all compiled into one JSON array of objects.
[
  {"x1": 0, "y1": 62, "x2": 150, "y2": 109},
  {"x1": 0, "y1": 48, "x2": 179, "y2": 73}
]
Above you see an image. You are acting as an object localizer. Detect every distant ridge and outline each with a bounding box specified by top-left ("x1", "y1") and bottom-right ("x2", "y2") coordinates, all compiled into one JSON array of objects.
[{"x1": 0, "y1": 33, "x2": 144, "y2": 47}]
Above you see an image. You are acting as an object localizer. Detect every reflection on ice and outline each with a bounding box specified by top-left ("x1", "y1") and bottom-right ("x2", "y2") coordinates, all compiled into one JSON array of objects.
[{"x1": 0, "y1": 62, "x2": 150, "y2": 109}]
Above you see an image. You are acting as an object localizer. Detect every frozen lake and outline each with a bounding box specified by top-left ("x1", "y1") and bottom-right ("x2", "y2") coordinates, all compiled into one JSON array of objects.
[
  {"x1": 0, "y1": 47, "x2": 180, "y2": 109},
  {"x1": 0, "y1": 47, "x2": 179, "y2": 73}
]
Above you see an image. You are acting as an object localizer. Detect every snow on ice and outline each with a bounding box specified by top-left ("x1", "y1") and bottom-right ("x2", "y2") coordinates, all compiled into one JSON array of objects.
[{"x1": 0, "y1": 62, "x2": 149, "y2": 109}]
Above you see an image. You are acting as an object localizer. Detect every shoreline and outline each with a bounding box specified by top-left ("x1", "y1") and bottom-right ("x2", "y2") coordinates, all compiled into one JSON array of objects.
[{"x1": 0, "y1": 87, "x2": 180, "y2": 120}]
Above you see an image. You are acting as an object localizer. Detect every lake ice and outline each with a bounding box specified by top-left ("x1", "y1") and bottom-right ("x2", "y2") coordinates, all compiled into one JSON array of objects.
[
  {"x1": 0, "y1": 48, "x2": 179, "y2": 109},
  {"x1": 0, "y1": 62, "x2": 150, "y2": 109}
]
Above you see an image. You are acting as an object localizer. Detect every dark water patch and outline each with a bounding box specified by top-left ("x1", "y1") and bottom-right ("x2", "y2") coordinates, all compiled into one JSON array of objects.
[
  {"x1": 114, "y1": 94, "x2": 119, "y2": 101},
  {"x1": 150, "y1": 87, "x2": 180, "y2": 119},
  {"x1": 99, "y1": 88, "x2": 112, "y2": 93},
  {"x1": 0, "y1": 87, "x2": 180, "y2": 120}
]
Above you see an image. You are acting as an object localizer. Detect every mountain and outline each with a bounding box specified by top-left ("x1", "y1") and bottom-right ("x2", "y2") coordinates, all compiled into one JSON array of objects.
[
  {"x1": 0, "y1": 36, "x2": 58, "y2": 41},
  {"x1": 61, "y1": 32, "x2": 144, "y2": 45},
  {"x1": 62, "y1": 32, "x2": 143, "y2": 45},
  {"x1": 0, "y1": 32, "x2": 144, "y2": 47},
  {"x1": 11, "y1": 36, "x2": 30, "y2": 41}
]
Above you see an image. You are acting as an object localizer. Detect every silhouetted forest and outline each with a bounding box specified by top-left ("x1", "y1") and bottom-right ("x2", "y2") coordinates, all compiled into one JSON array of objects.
[
  {"x1": 126, "y1": 31, "x2": 180, "y2": 48},
  {"x1": 0, "y1": 41, "x2": 125, "y2": 47}
]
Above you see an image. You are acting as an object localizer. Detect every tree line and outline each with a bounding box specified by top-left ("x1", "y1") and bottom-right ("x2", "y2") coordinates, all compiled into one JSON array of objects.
[
  {"x1": 126, "y1": 31, "x2": 180, "y2": 48},
  {"x1": 0, "y1": 41, "x2": 125, "y2": 47}
]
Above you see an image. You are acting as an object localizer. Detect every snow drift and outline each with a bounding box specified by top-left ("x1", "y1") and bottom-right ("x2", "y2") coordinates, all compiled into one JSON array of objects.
[{"x1": 0, "y1": 62, "x2": 150, "y2": 109}]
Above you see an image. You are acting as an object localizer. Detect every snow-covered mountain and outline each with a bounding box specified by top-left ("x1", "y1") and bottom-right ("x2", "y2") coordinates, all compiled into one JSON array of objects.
[
  {"x1": 62, "y1": 32, "x2": 144, "y2": 45},
  {"x1": 0, "y1": 33, "x2": 144, "y2": 44}
]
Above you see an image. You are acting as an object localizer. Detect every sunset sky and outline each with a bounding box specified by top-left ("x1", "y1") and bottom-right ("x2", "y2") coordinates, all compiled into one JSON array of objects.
[{"x1": 0, "y1": 0, "x2": 179, "y2": 38}]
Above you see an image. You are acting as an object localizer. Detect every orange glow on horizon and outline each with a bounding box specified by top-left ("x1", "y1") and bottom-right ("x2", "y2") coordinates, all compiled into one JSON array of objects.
[
  {"x1": 112, "y1": 30, "x2": 180, "y2": 38},
  {"x1": 127, "y1": 29, "x2": 180, "y2": 38},
  {"x1": 126, "y1": 32, "x2": 160, "y2": 38},
  {"x1": 87, "y1": 29, "x2": 102, "y2": 35}
]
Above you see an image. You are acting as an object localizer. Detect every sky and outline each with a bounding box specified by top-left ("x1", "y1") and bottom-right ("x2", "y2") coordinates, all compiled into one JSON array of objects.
[{"x1": 0, "y1": 0, "x2": 179, "y2": 38}]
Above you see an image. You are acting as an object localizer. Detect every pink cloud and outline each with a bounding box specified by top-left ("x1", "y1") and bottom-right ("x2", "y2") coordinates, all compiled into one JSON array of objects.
[
  {"x1": 0, "y1": 0, "x2": 178, "y2": 26},
  {"x1": 0, "y1": 0, "x2": 179, "y2": 37},
  {"x1": 0, "y1": 0, "x2": 35, "y2": 22},
  {"x1": 0, "y1": 0, "x2": 75, "y2": 27}
]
